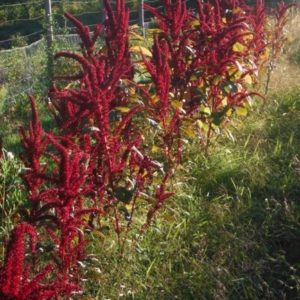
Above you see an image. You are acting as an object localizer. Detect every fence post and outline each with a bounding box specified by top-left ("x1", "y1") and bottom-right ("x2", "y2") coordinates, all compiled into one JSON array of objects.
[
  {"x1": 45, "y1": 0, "x2": 54, "y2": 83},
  {"x1": 45, "y1": 0, "x2": 54, "y2": 45},
  {"x1": 138, "y1": 0, "x2": 145, "y2": 37}
]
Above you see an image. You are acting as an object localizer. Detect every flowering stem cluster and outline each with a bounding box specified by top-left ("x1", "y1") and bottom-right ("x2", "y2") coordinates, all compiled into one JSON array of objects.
[
  {"x1": 142, "y1": 0, "x2": 292, "y2": 151},
  {"x1": 0, "y1": 0, "x2": 292, "y2": 298}
]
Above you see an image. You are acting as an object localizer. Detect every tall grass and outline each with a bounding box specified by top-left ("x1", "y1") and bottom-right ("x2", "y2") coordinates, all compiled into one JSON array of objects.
[{"x1": 82, "y1": 88, "x2": 300, "y2": 299}]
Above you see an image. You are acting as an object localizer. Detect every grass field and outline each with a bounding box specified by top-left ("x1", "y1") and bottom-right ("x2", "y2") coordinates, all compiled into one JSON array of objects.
[{"x1": 76, "y1": 85, "x2": 300, "y2": 299}]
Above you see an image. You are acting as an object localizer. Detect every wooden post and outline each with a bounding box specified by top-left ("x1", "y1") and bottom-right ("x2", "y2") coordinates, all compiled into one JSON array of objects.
[
  {"x1": 45, "y1": 0, "x2": 54, "y2": 82},
  {"x1": 45, "y1": 0, "x2": 54, "y2": 45},
  {"x1": 138, "y1": 0, "x2": 145, "y2": 37}
]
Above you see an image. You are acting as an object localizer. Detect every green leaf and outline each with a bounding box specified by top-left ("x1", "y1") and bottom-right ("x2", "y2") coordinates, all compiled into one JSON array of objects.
[
  {"x1": 222, "y1": 80, "x2": 238, "y2": 94},
  {"x1": 114, "y1": 187, "x2": 135, "y2": 204},
  {"x1": 189, "y1": 19, "x2": 201, "y2": 27},
  {"x1": 200, "y1": 105, "x2": 211, "y2": 115},
  {"x1": 129, "y1": 46, "x2": 152, "y2": 57},
  {"x1": 232, "y1": 42, "x2": 246, "y2": 52},
  {"x1": 212, "y1": 107, "x2": 230, "y2": 125},
  {"x1": 236, "y1": 106, "x2": 248, "y2": 116},
  {"x1": 243, "y1": 74, "x2": 253, "y2": 85},
  {"x1": 115, "y1": 106, "x2": 130, "y2": 113},
  {"x1": 146, "y1": 259, "x2": 157, "y2": 278},
  {"x1": 196, "y1": 120, "x2": 209, "y2": 133}
]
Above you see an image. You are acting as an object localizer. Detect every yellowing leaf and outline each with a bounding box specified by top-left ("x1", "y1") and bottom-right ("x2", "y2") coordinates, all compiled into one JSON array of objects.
[
  {"x1": 125, "y1": 203, "x2": 133, "y2": 211},
  {"x1": 151, "y1": 95, "x2": 159, "y2": 105},
  {"x1": 129, "y1": 31, "x2": 144, "y2": 41},
  {"x1": 151, "y1": 145, "x2": 160, "y2": 153},
  {"x1": 213, "y1": 75, "x2": 221, "y2": 85},
  {"x1": 233, "y1": 7, "x2": 242, "y2": 14},
  {"x1": 171, "y1": 100, "x2": 183, "y2": 109},
  {"x1": 115, "y1": 106, "x2": 130, "y2": 113},
  {"x1": 128, "y1": 87, "x2": 136, "y2": 95},
  {"x1": 129, "y1": 24, "x2": 140, "y2": 30},
  {"x1": 226, "y1": 108, "x2": 233, "y2": 117},
  {"x1": 199, "y1": 105, "x2": 211, "y2": 115},
  {"x1": 93, "y1": 230, "x2": 106, "y2": 239},
  {"x1": 243, "y1": 74, "x2": 253, "y2": 85},
  {"x1": 147, "y1": 28, "x2": 164, "y2": 34},
  {"x1": 233, "y1": 42, "x2": 246, "y2": 53},
  {"x1": 243, "y1": 32, "x2": 254, "y2": 42},
  {"x1": 260, "y1": 47, "x2": 270, "y2": 62},
  {"x1": 236, "y1": 106, "x2": 248, "y2": 116},
  {"x1": 227, "y1": 65, "x2": 237, "y2": 76},
  {"x1": 228, "y1": 66, "x2": 242, "y2": 80},
  {"x1": 129, "y1": 46, "x2": 152, "y2": 57},
  {"x1": 196, "y1": 120, "x2": 209, "y2": 132},
  {"x1": 221, "y1": 97, "x2": 228, "y2": 106},
  {"x1": 129, "y1": 94, "x2": 140, "y2": 103},
  {"x1": 135, "y1": 61, "x2": 147, "y2": 70},
  {"x1": 183, "y1": 127, "x2": 196, "y2": 138},
  {"x1": 190, "y1": 75, "x2": 198, "y2": 81},
  {"x1": 197, "y1": 81, "x2": 205, "y2": 88},
  {"x1": 81, "y1": 214, "x2": 90, "y2": 222},
  {"x1": 189, "y1": 19, "x2": 200, "y2": 27}
]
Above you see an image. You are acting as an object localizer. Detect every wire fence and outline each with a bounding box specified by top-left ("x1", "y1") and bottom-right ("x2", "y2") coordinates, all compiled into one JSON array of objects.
[
  {"x1": 0, "y1": 0, "x2": 297, "y2": 107},
  {"x1": 0, "y1": 0, "x2": 164, "y2": 106},
  {"x1": 0, "y1": 39, "x2": 47, "y2": 106},
  {"x1": 0, "y1": 1, "x2": 102, "y2": 106},
  {"x1": 0, "y1": 32, "x2": 92, "y2": 110}
]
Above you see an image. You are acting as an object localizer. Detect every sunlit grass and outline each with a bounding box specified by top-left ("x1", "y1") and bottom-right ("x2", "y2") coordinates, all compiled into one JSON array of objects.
[{"x1": 76, "y1": 87, "x2": 300, "y2": 299}]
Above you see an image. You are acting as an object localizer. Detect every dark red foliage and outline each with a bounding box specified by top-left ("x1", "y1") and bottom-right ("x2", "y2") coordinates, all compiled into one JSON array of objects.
[
  {"x1": 144, "y1": 0, "x2": 188, "y2": 40},
  {"x1": 142, "y1": 0, "x2": 290, "y2": 149},
  {"x1": 0, "y1": 223, "x2": 58, "y2": 300},
  {"x1": 1, "y1": 1, "x2": 173, "y2": 297}
]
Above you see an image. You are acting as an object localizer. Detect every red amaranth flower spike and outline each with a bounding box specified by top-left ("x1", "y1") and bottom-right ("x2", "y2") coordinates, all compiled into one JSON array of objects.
[
  {"x1": 0, "y1": 223, "x2": 56, "y2": 300},
  {"x1": 19, "y1": 95, "x2": 48, "y2": 203},
  {"x1": 144, "y1": 0, "x2": 188, "y2": 40},
  {"x1": 143, "y1": 36, "x2": 171, "y2": 126},
  {"x1": 64, "y1": 11, "x2": 103, "y2": 56}
]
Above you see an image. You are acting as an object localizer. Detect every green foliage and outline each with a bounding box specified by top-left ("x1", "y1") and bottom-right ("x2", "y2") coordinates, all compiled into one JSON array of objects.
[
  {"x1": 10, "y1": 33, "x2": 27, "y2": 48},
  {"x1": 291, "y1": 46, "x2": 300, "y2": 65},
  {"x1": 0, "y1": 39, "x2": 54, "y2": 152},
  {"x1": 0, "y1": 153, "x2": 26, "y2": 258},
  {"x1": 0, "y1": 0, "x2": 103, "y2": 46}
]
